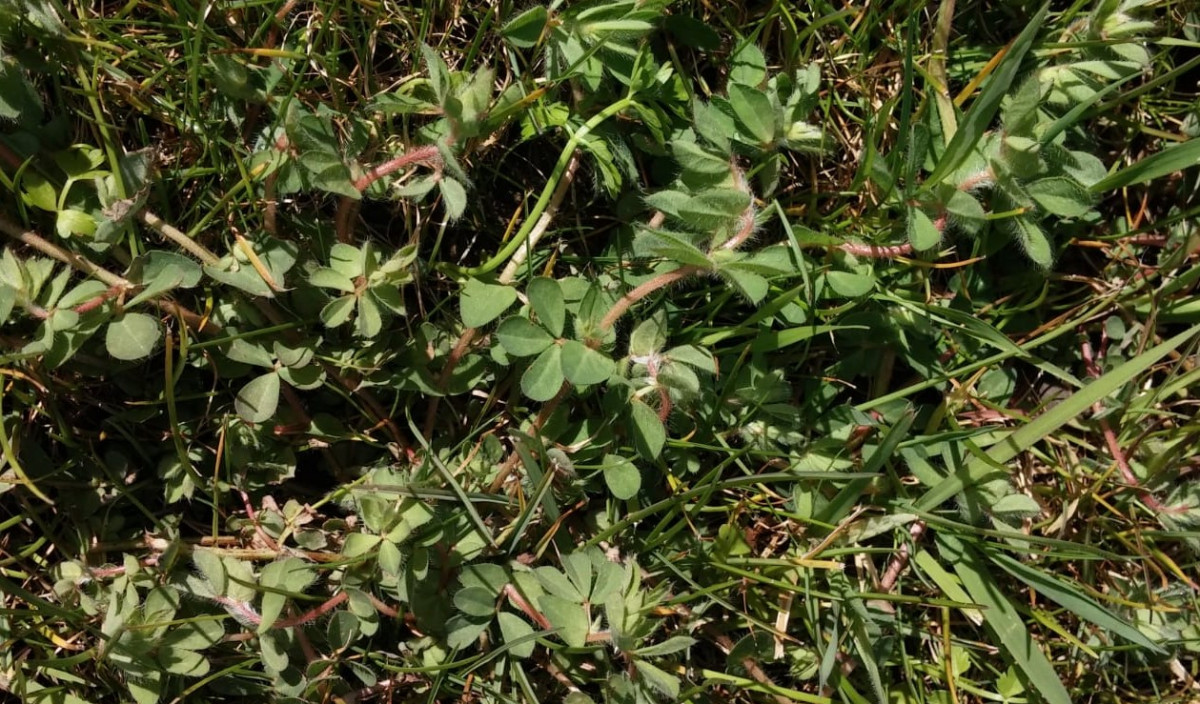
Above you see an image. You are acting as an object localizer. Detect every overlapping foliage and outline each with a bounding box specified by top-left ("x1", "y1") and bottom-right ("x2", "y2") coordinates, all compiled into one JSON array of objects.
[{"x1": 1, "y1": 0, "x2": 1198, "y2": 702}]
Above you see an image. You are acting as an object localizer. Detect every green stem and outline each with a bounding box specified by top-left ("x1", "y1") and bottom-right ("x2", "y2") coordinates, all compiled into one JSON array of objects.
[{"x1": 453, "y1": 96, "x2": 638, "y2": 277}]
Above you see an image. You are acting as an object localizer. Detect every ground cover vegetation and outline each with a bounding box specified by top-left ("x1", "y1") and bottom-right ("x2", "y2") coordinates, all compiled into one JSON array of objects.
[{"x1": 0, "y1": 0, "x2": 1199, "y2": 701}]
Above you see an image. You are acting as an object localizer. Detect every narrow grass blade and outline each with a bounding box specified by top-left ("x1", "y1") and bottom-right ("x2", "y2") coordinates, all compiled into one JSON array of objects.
[
  {"x1": 1090, "y1": 137, "x2": 1200, "y2": 193},
  {"x1": 406, "y1": 411, "x2": 496, "y2": 548},
  {"x1": 924, "y1": 3, "x2": 1049, "y2": 187},
  {"x1": 939, "y1": 535, "x2": 1073, "y2": 704},
  {"x1": 987, "y1": 550, "x2": 1166, "y2": 654},
  {"x1": 817, "y1": 408, "x2": 914, "y2": 524},
  {"x1": 916, "y1": 324, "x2": 1199, "y2": 511}
]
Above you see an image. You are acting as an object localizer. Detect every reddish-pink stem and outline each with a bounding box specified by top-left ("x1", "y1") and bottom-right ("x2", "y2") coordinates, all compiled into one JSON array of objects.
[
  {"x1": 353, "y1": 144, "x2": 442, "y2": 192},
  {"x1": 504, "y1": 583, "x2": 552, "y2": 630},
  {"x1": 274, "y1": 590, "x2": 348, "y2": 628},
  {"x1": 599, "y1": 265, "x2": 700, "y2": 332},
  {"x1": 837, "y1": 242, "x2": 915, "y2": 258},
  {"x1": 878, "y1": 520, "x2": 927, "y2": 592},
  {"x1": 1081, "y1": 337, "x2": 1187, "y2": 516}
]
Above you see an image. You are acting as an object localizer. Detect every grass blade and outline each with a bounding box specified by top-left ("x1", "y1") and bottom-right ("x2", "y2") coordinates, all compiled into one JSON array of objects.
[
  {"x1": 923, "y1": 3, "x2": 1049, "y2": 187},
  {"x1": 987, "y1": 550, "x2": 1166, "y2": 654},
  {"x1": 916, "y1": 324, "x2": 1199, "y2": 511},
  {"x1": 939, "y1": 535, "x2": 1073, "y2": 704},
  {"x1": 1090, "y1": 137, "x2": 1200, "y2": 193}
]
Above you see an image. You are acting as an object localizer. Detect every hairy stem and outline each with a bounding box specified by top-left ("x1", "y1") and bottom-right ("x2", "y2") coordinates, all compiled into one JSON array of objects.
[
  {"x1": 337, "y1": 143, "x2": 444, "y2": 243},
  {"x1": 599, "y1": 265, "x2": 700, "y2": 332}
]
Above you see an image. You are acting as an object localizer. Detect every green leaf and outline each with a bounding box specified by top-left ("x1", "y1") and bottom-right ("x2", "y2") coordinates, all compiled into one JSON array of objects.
[
  {"x1": 439, "y1": 178, "x2": 467, "y2": 220},
  {"x1": 538, "y1": 594, "x2": 589, "y2": 648},
  {"x1": 420, "y1": 44, "x2": 450, "y2": 102},
  {"x1": 906, "y1": 206, "x2": 941, "y2": 250},
  {"x1": 454, "y1": 586, "x2": 498, "y2": 618},
  {"x1": 671, "y1": 140, "x2": 730, "y2": 175},
  {"x1": 20, "y1": 171, "x2": 57, "y2": 212},
  {"x1": 536, "y1": 566, "x2": 583, "y2": 602},
  {"x1": 664, "y1": 15, "x2": 721, "y2": 50},
  {"x1": 56, "y1": 209, "x2": 96, "y2": 238},
  {"x1": 501, "y1": 5, "x2": 548, "y2": 48},
  {"x1": 628, "y1": 315, "x2": 667, "y2": 358},
  {"x1": 945, "y1": 189, "x2": 986, "y2": 234},
  {"x1": 105, "y1": 313, "x2": 161, "y2": 361},
  {"x1": 634, "y1": 659, "x2": 680, "y2": 699},
  {"x1": 327, "y1": 610, "x2": 360, "y2": 650},
  {"x1": 301, "y1": 151, "x2": 359, "y2": 199},
  {"x1": 158, "y1": 647, "x2": 209, "y2": 676},
  {"x1": 354, "y1": 294, "x2": 383, "y2": 338},
  {"x1": 634, "y1": 635, "x2": 695, "y2": 657},
  {"x1": 925, "y1": 3, "x2": 1050, "y2": 186},
  {"x1": 58, "y1": 280, "x2": 107, "y2": 309},
  {"x1": 1027, "y1": 177, "x2": 1094, "y2": 217},
  {"x1": 273, "y1": 342, "x2": 313, "y2": 369},
  {"x1": 342, "y1": 532, "x2": 382, "y2": 558},
  {"x1": 1001, "y1": 77, "x2": 1043, "y2": 137},
  {"x1": 461, "y1": 278, "x2": 518, "y2": 328},
  {"x1": 940, "y1": 536, "x2": 1072, "y2": 704},
  {"x1": 369, "y1": 285, "x2": 406, "y2": 316},
  {"x1": 496, "y1": 316, "x2": 555, "y2": 357},
  {"x1": 629, "y1": 398, "x2": 665, "y2": 459},
  {"x1": 258, "y1": 558, "x2": 316, "y2": 632},
  {"x1": 720, "y1": 266, "x2": 769, "y2": 304},
  {"x1": 680, "y1": 189, "x2": 752, "y2": 228},
  {"x1": 987, "y1": 550, "x2": 1166, "y2": 654},
  {"x1": 729, "y1": 43, "x2": 766, "y2": 86},
  {"x1": 633, "y1": 228, "x2": 712, "y2": 268},
  {"x1": 192, "y1": 549, "x2": 226, "y2": 595},
  {"x1": 235, "y1": 371, "x2": 281, "y2": 423},
  {"x1": 665, "y1": 344, "x2": 715, "y2": 373},
  {"x1": 528, "y1": 277, "x2": 565, "y2": 337},
  {"x1": 643, "y1": 190, "x2": 692, "y2": 220},
  {"x1": 309, "y1": 267, "x2": 356, "y2": 292},
  {"x1": 560, "y1": 340, "x2": 612, "y2": 386},
  {"x1": 916, "y1": 324, "x2": 1199, "y2": 511},
  {"x1": 602, "y1": 454, "x2": 640, "y2": 500},
  {"x1": 727, "y1": 84, "x2": 776, "y2": 145},
  {"x1": 446, "y1": 614, "x2": 490, "y2": 650},
  {"x1": 140, "y1": 250, "x2": 202, "y2": 289},
  {"x1": 561, "y1": 552, "x2": 593, "y2": 599},
  {"x1": 1013, "y1": 216, "x2": 1053, "y2": 269},
  {"x1": 692, "y1": 100, "x2": 736, "y2": 154},
  {"x1": 521, "y1": 346, "x2": 564, "y2": 401},
  {"x1": 259, "y1": 629, "x2": 290, "y2": 673},
  {"x1": 460, "y1": 563, "x2": 509, "y2": 596},
  {"x1": 330, "y1": 243, "x2": 363, "y2": 278},
  {"x1": 159, "y1": 619, "x2": 224, "y2": 652},
  {"x1": 321, "y1": 295, "x2": 357, "y2": 328},
  {"x1": 0, "y1": 58, "x2": 42, "y2": 122},
  {"x1": 497, "y1": 612, "x2": 537, "y2": 658}
]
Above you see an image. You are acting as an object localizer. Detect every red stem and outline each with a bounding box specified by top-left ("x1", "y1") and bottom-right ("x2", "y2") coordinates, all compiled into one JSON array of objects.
[
  {"x1": 353, "y1": 144, "x2": 442, "y2": 192},
  {"x1": 599, "y1": 266, "x2": 700, "y2": 332},
  {"x1": 1080, "y1": 337, "x2": 1188, "y2": 517},
  {"x1": 274, "y1": 590, "x2": 349, "y2": 628}
]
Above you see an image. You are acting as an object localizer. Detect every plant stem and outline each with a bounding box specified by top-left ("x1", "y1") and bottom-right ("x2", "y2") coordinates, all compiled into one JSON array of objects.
[
  {"x1": 599, "y1": 265, "x2": 700, "y2": 332},
  {"x1": 457, "y1": 96, "x2": 637, "y2": 277},
  {"x1": 0, "y1": 214, "x2": 211, "y2": 331},
  {"x1": 337, "y1": 143, "x2": 444, "y2": 243},
  {"x1": 423, "y1": 150, "x2": 583, "y2": 437},
  {"x1": 498, "y1": 151, "x2": 582, "y2": 282},
  {"x1": 140, "y1": 210, "x2": 221, "y2": 266}
]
